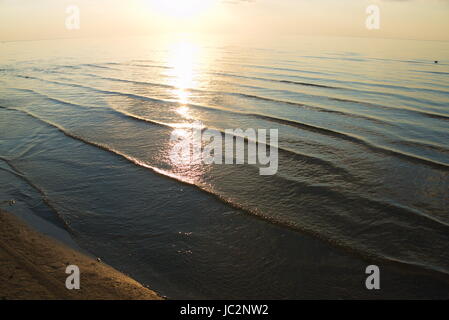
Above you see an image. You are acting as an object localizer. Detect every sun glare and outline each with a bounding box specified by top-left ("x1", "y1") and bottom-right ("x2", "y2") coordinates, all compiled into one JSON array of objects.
[
  {"x1": 149, "y1": 0, "x2": 218, "y2": 18},
  {"x1": 167, "y1": 40, "x2": 200, "y2": 105}
]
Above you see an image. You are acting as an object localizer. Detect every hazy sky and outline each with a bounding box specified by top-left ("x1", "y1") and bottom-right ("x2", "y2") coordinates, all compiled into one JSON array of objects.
[{"x1": 1, "y1": 0, "x2": 448, "y2": 41}]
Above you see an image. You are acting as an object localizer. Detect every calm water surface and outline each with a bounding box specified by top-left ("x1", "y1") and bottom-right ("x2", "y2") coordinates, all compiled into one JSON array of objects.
[{"x1": 0, "y1": 35, "x2": 448, "y2": 298}]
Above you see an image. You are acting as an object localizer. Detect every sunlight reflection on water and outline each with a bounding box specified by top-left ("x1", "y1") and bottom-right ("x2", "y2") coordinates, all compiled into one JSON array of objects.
[{"x1": 167, "y1": 40, "x2": 200, "y2": 105}]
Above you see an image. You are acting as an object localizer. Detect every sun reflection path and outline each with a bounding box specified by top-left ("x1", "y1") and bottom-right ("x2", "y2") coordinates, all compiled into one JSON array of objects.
[
  {"x1": 163, "y1": 38, "x2": 215, "y2": 183},
  {"x1": 168, "y1": 40, "x2": 199, "y2": 106},
  {"x1": 176, "y1": 105, "x2": 190, "y2": 117},
  {"x1": 167, "y1": 122, "x2": 209, "y2": 184}
]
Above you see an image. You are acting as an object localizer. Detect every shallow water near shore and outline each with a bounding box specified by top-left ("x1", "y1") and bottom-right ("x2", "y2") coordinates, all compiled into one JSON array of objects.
[{"x1": 0, "y1": 35, "x2": 448, "y2": 299}]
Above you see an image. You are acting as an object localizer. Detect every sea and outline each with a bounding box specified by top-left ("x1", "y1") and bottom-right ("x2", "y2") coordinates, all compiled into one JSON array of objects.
[{"x1": 0, "y1": 35, "x2": 448, "y2": 299}]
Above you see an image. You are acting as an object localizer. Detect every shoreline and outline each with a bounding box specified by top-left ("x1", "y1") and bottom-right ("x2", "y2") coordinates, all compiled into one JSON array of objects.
[{"x1": 0, "y1": 209, "x2": 162, "y2": 300}]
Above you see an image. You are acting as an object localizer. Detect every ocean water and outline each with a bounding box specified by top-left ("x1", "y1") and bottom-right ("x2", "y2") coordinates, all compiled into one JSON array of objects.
[{"x1": 0, "y1": 35, "x2": 448, "y2": 299}]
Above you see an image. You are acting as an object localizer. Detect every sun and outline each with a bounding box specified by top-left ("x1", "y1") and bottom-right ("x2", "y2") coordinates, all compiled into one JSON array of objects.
[{"x1": 149, "y1": 0, "x2": 219, "y2": 18}]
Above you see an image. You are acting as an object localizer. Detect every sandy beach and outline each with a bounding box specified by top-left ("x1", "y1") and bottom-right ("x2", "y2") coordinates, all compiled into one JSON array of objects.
[{"x1": 0, "y1": 209, "x2": 162, "y2": 300}]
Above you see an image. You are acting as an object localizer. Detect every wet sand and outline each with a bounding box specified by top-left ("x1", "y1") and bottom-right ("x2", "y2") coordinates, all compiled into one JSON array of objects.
[{"x1": 0, "y1": 209, "x2": 162, "y2": 300}]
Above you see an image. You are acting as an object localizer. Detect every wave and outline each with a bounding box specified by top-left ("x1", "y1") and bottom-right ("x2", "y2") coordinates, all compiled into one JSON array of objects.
[
  {"x1": 276, "y1": 79, "x2": 338, "y2": 89},
  {"x1": 331, "y1": 99, "x2": 449, "y2": 122},
  {"x1": 5, "y1": 91, "x2": 449, "y2": 230},
  {"x1": 210, "y1": 71, "x2": 449, "y2": 108},
  {"x1": 18, "y1": 70, "x2": 416, "y2": 128},
  {"x1": 388, "y1": 138, "x2": 449, "y2": 156},
  {"x1": 13, "y1": 76, "x2": 449, "y2": 170},
  {"x1": 22, "y1": 65, "x2": 449, "y2": 122},
  {"x1": 223, "y1": 82, "x2": 449, "y2": 121},
  {"x1": 71, "y1": 66, "x2": 449, "y2": 121},
  {"x1": 414, "y1": 70, "x2": 449, "y2": 76},
  {"x1": 11, "y1": 87, "x2": 356, "y2": 179},
  {"x1": 0, "y1": 153, "x2": 73, "y2": 234},
  {"x1": 77, "y1": 71, "x2": 396, "y2": 125},
  {"x1": 112, "y1": 59, "x2": 449, "y2": 97},
  {"x1": 233, "y1": 63, "x2": 332, "y2": 77},
  {"x1": 79, "y1": 63, "x2": 117, "y2": 70},
  {"x1": 300, "y1": 55, "x2": 367, "y2": 62},
  {"x1": 2, "y1": 104, "x2": 449, "y2": 278}
]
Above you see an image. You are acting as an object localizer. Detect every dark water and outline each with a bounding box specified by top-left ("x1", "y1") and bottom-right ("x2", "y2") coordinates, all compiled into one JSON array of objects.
[{"x1": 0, "y1": 35, "x2": 448, "y2": 299}]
